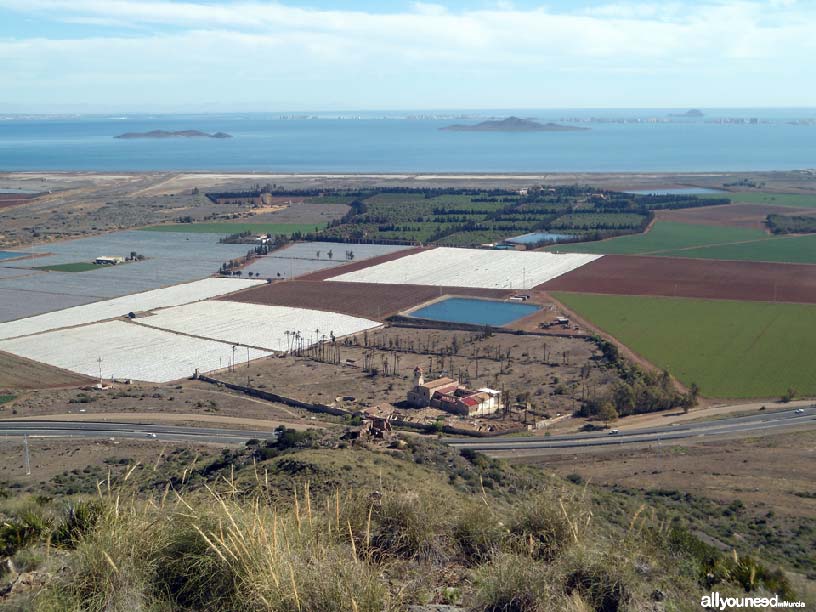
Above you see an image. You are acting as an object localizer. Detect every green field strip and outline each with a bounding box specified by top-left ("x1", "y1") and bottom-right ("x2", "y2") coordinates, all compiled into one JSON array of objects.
[
  {"x1": 546, "y1": 222, "x2": 768, "y2": 256},
  {"x1": 553, "y1": 291, "x2": 816, "y2": 399},
  {"x1": 718, "y1": 192, "x2": 816, "y2": 209}
]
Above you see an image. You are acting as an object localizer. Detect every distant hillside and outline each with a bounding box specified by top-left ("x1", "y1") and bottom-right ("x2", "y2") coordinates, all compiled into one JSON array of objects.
[
  {"x1": 441, "y1": 116, "x2": 589, "y2": 132},
  {"x1": 114, "y1": 130, "x2": 232, "y2": 139}
]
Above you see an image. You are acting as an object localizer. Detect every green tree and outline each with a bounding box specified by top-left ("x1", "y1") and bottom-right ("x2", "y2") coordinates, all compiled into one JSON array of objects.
[{"x1": 596, "y1": 402, "x2": 618, "y2": 426}]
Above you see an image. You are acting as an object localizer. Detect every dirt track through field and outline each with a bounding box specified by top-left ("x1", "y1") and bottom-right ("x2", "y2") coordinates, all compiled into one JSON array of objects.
[
  {"x1": 542, "y1": 255, "x2": 816, "y2": 304},
  {"x1": 221, "y1": 280, "x2": 510, "y2": 320}
]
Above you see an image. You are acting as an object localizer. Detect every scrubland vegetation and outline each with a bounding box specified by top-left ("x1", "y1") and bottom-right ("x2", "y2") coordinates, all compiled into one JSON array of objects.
[{"x1": 0, "y1": 433, "x2": 801, "y2": 611}]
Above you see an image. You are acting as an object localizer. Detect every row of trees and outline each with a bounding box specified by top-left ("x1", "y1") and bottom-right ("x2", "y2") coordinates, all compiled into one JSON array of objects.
[{"x1": 577, "y1": 336, "x2": 699, "y2": 422}]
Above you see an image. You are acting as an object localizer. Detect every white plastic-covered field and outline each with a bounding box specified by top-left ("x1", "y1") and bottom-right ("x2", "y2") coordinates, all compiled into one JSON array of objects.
[
  {"x1": 0, "y1": 278, "x2": 263, "y2": 341},
  {"x1": 136, "y1": 301, "x2": 380, "y2": 352},
  {"x1": 327, "y1": 247, "x2": 602, "y2": 289},
  {"x1": 0, "y1": 321, "x2": 272, "y2": 383}
]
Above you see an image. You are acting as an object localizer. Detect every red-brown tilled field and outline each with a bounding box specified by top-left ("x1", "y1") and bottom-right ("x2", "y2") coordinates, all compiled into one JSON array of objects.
[
  {"x1": 222, "y1": 280, "x2": 510, "y2": 320},
  {"x1": 542, "y1": 254, "x2": 816, "y2": 304},
  {"x1": 0, "y1": 193, "x2": 39, "y2": 210},
  {"x1": 656, "y1": 203, "x2": 816, "y2": 230},
  {"x1": 297, "y1": 246, "x2": 430, "y2": 281}
]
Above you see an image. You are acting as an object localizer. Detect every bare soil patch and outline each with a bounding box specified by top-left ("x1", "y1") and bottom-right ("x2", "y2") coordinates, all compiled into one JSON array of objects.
[
  {"x1": 224, "y1": 280, "x2": 510, "y2": 320},
  {"x1": 0, "y1": 351, "x2": 90, "y2": 390},
  {"x1": 0, "y1": 381, "x2": 316, "y2": 425},
  {"x1": 0, "y1": 438, "x2": 217, "y2": 490},
  {"x1": 0, "y1": 193, "x2": 40, "y2": 210},
  {"x1": 657, "y1": 202, "x2": 816, "y2": 230},
  {"x1": 217, "y1": 326, "x2": 615, "y2": 424},
  {"x1": 513, "y1": 429, "x2": 816, "y2": 519},
  {"x1": 542, "y1": 255, "x2": 816, "y2": 304}
]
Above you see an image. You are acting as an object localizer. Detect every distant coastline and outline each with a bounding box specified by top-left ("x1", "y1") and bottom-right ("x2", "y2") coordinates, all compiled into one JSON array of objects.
[
  {"x1": 441, "y1": 116, "x2": 589, "y2": 132},
  {"x1": 114, "y1": 130, "x2": 232, "y2": 139}
]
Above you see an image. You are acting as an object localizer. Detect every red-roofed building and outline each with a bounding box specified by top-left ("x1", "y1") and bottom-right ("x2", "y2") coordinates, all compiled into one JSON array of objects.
[{"x1": 408, "y1": 367, "x2": 501, "y2": 416}]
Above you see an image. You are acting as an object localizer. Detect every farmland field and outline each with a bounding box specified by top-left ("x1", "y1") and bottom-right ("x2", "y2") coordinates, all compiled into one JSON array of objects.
[
  {"x1": 657, "y1": 203, "x2": 815, "y2": 230},
  {"x1": 0, "y1": 277, "x2": 263, "y2": 340},
  {"x1": 0, "y1": 321, "x2": 272, "y2": 383},
  {"x1": 33, "y1": 262, "x2": 101, "y2": 273},
  {"x1": 659, "y1": 233, "x2": 816, "y2": 264},
  {"x1": 0, "y1": 230, "x2": 270, "y2": 308},
  {"x1": 329, "y1": 247, "x2": 601, "y2": 289},
  {"x1": 140, "y1": 222, "x2": 325, "y2": 234},
  {"x1": 241, "y1": 241, "x2": 408, "y2": 280},
  {"x1": 316, "y1": 187, "x2": 714, "y2": 247},
  {"x1": 543, "y1": 255, "x2": 816, "y2": 303},
  {"x1": 546, "y1": 221, "x2": 767, "y2": 255},
  {"x1": 552, "y1": 291, "x2": 816, "y2": 398},
  {"x1": 225, "y1": 280, "x2": 510, "y2": 319},
  {"x1": 720, "y1": 192, "x2": 816, "y2": 209},
  {"x1": 0, "y1": 288, "x2": 97, "y2": 325},
  {"x1": 137, "y1": 300, "x2": 381, "y2": 351},
  {"x1": 548, "y1": 220, "x2": 816, "y2": 264}
]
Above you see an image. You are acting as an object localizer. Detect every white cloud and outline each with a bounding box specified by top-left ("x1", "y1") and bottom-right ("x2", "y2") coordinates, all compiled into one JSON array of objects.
[{"x1": 0, "y1": 0, "x2": 814, "y2": 110}]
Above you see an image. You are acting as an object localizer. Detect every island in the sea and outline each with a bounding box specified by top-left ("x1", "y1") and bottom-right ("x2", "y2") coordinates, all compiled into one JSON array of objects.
[
  {"x1": 114, "y1": 130, "x2": 232, "y2": 139},
  {"x1": 440, "y1": 116, "x2": 589, "y2": 132},
  {"x1": 669, "y1": 109, "x2": 704, "y2": 118}
]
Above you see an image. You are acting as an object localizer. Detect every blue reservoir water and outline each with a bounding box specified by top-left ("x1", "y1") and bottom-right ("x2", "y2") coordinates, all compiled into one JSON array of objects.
[
  {"x1": 0, "y1": 109, "x2": 814, "y2": 172},
  {"x1": 410, "y1": 297, "x2": 539, "y2": 326},
  {"x1": 506, "y1": 232, "x2": 574, "y2": 245},
  {"x1": 0, "y1": 251, "x2": 24, "y2": 260}
]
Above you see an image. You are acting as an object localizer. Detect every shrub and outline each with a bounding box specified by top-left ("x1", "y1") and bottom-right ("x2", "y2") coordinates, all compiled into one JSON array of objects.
[
  {"x1": 472, "y1": 553, "x2": 556, "y2": 612},
  {"x1": 508, "y1": 493, "x2": 582, "y2": 561}
]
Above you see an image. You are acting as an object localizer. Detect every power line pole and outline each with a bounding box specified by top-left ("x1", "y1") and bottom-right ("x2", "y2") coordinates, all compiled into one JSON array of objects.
[{"x1": 23, "y1": 434, "x2": 31, "y2": 476}]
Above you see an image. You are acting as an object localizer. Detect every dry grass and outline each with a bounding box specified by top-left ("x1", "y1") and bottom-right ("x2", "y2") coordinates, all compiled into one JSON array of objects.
[{"x1": 0, "y1": 441, "x2": 804, "y2": 611}]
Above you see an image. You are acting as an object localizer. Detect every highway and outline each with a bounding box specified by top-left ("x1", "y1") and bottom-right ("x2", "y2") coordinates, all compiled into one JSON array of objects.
[
  {"x1": 0, "y1": 420, "x2": 279, "y2": 445},
  {"x1": 0, "y1": 406, "x2": 813, "y2": 452},
  {"x1": 446, "y1": 405, "x2": 816, "y2": 452}
]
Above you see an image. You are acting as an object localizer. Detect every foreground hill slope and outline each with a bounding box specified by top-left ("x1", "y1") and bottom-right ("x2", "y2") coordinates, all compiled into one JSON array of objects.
[{"x1": 0, "y1": 432, "x2": 802, "y2": 611}]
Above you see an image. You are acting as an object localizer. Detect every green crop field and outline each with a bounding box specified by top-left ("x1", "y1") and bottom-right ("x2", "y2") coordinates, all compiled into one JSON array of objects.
[
  {"x1": 547, "y1": 221, "x2": 766, "y2": 255},
  {"x1": 660, "y1": 233, "x2": 816, "y2": 264},
  {"x1": 140, "y1": 222, "x2": 326, "y2": 235},
  {"x1": 720, "y1": 192, "x2": 816, "y2": 209},
  {"x1": 553, "y1": 291, "x2": 816, "y2": 398},
  {"x1": 33, "y1": 262, "x2": 101, "y2": 272},
  {"x1": 548, "y1": 220, "x2": 816, "y2": 264}
]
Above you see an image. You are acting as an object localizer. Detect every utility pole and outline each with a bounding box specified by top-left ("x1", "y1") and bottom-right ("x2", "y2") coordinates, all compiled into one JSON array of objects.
[
  {"x1": 97, "y1": 356, "x2": 103, "y2": 385},
  {"x1": 23, "y1": 435, "x2": 31, "y2": 476}
]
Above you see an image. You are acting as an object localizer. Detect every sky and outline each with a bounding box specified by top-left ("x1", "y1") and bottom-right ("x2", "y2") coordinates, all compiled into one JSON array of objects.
[{"x1": 1, "y1": 0, "x2": 814, "y2": 113}]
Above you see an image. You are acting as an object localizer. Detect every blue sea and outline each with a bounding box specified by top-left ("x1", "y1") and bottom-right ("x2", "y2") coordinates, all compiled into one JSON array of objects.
[{"x1": 0, "y1": 109, "x2": 814, "y2": 172}]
